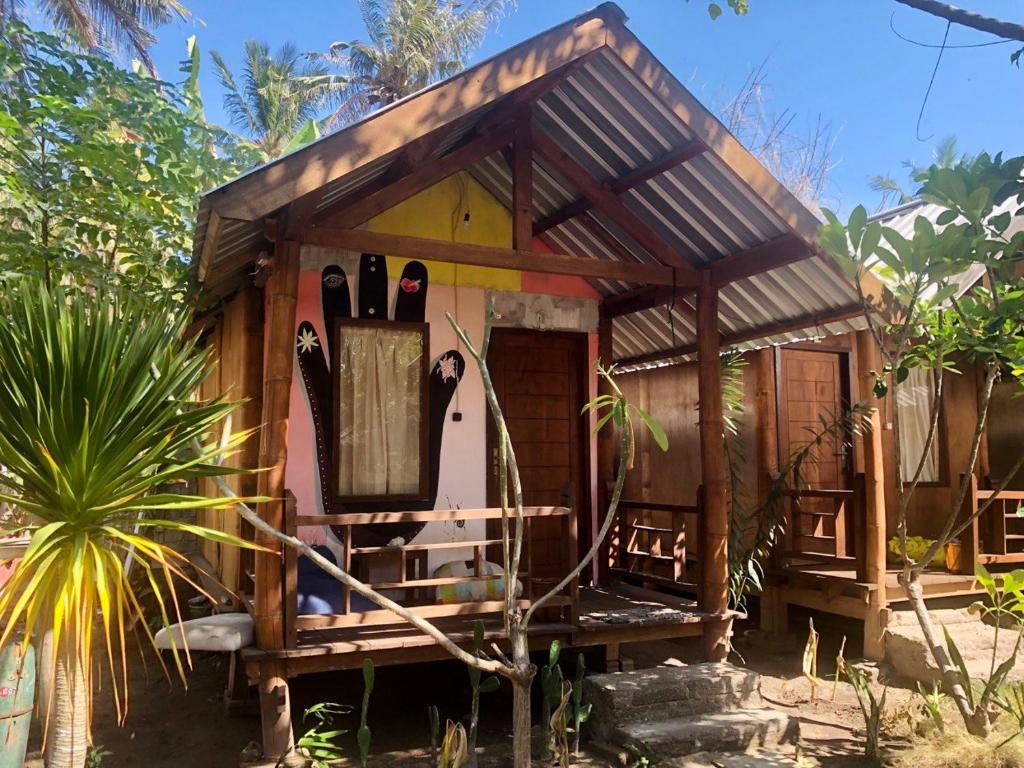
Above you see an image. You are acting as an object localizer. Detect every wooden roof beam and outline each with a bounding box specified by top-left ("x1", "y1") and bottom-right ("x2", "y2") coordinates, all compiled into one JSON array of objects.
[
  {"x1": 320, "y1": 123, "x2": 514, "y2": 230},
  {"x1": 534, "y1": 139, "x2": 706, "y2": 235},
  {"x1": 511, "y1": 105, "x2": 533, "y2": 250},
  {"x1": 532, "y1": 128, "x2": 694, "y2": 273},
  {"x1": 600, "y1": 234, "x2": 810, "y2": 319},
  {"x1": 303, "y1": 226, "x2": 689, "y2": 287},
  {"x1": 614, "y1": 302, "x2": 865, "y2": 367}
]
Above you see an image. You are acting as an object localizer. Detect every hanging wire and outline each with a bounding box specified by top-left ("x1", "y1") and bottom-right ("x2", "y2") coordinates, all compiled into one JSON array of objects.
[
  {"x1": 665, "y1": 266, "x2": 677, "y2": 348},
  {"x1": 890, "y1": 12, "x2": 1014, "y2": 49},
  {"x1": 916, "y1": 21, "x2": 952, "y2": 142}
]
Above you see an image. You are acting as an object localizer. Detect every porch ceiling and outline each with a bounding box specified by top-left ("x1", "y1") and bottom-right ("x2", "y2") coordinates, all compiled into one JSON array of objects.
[{"x1": 192, "y1": 3, "x2": 869, "y2": 367}]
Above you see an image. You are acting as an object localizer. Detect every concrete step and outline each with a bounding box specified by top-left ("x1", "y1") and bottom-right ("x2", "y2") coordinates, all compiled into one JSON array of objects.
[
  {"x1": 664, "y1": 751, "x2": 801, "y2": 768},
  {"x1": 610, "y1": 708, "x2": 800, "y2": 762},
  {"x1": 585, "y1": 663, "x2": 761, "y2": 740}
]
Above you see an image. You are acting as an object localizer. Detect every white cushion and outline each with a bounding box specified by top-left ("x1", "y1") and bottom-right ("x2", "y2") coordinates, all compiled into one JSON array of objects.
[{"x1": 154, "y1": 612, "x2": 253, "y2": 652}]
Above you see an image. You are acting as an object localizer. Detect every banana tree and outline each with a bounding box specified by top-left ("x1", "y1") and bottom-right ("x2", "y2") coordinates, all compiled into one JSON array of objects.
[{"x1": 0, "y1": 278, "x2": 258, "y2": 767}]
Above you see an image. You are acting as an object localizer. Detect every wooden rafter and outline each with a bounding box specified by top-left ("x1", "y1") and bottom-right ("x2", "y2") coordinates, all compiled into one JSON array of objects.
[
  {"x1": 534, "y1": 139, "x2": 706, "y2": 235},
  {"x1": 614, "y1": 302, "x2": 865, "y2": 367},
  {"x1": 302, "y1": 226, "x2": 683, "y2": 287},
  {"x1": 511, "y1": 105, "x2": 533, "y2": 250},
  {"x1": 532, "y1": 128, "x2": 693, "y2": 273},
  {"x1": 320, "y1": 124, "x2": 515, "y2": 230},
  {"x1": 600, "y1": 234, "x2": 810, "y2": 319}
]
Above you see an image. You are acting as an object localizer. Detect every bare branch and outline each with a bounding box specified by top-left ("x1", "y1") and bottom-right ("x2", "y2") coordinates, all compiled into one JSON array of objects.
[{"x1": 895, "y1": 0, "x2": 1024, "y2": 43}]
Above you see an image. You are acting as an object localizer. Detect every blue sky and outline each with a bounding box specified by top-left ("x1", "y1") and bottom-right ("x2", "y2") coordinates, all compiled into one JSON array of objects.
[{"x1": 110, "y1": 1, "x2": 1024, "y2": 213}]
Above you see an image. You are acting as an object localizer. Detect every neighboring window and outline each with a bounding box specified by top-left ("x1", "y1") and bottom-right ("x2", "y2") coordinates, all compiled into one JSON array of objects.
[
  {"x1": 332, "y1": 320, "x2": 428, "y2": 500},
  {"x1": 897, "y1": 366, "x2": 942, "y2": 483}
]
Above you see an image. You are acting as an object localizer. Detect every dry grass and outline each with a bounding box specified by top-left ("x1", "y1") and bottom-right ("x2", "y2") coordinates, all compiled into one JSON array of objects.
[{"x1": 887, "y1": 721, "x2": 1024, "y2": 768}]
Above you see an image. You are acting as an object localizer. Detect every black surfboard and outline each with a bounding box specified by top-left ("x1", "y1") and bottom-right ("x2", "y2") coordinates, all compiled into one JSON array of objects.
[
  {"x1": 295, "y1": 321, "x2": 333, "y2": 508},
  {"x1": 428, "y1": 350, "x2": 466, "y2": 501},
  {"x1": 320, "y1": 265, "x2": 351, "y2": 361},
  {"x1": 393, "y1": 260, "x2": 428, "y2": 322},
  {"x1": 357, "y1": 252, "x2": 388, "y2": 320}
]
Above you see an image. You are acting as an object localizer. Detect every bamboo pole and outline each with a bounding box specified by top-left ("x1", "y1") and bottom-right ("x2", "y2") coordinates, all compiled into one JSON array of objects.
[
  {"x1": 697, "y1": 273, "x2": 730, "y2": 661},
  {"x1": 254, "y1": 239, "x2": 301, "y2": 652}
]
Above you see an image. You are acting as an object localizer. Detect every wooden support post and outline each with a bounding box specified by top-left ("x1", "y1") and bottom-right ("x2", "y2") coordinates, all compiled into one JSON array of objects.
[
  {"x1": 596, "y1": 310, "x2": 615, "y2": 585},
  {"x1": 754, "y1": 347, "x2": 787, "y2": 636},
  {"x1": 511, "y1": 106, "x2": 533, "y2": 250},
  {"x1": 258, "y1": 660, "x2": 293, "y2": 760},
  {"x1": 862, "y1": 407, "x2": 888, "y2": 661},
  {"x1": 960, "y1": 473, "x2": 980, "y2": 575},
  {"x1": 255, "y1": 238, "x2": 301, "y2": 655},
  {"x1": 697, "y1": 273, "x2": 730, "y2": 661}
]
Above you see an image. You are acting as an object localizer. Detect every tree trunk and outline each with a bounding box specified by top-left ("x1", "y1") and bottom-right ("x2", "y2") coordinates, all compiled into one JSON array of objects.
[
  {"x1": 509, "y1": 624, "x2": 535, "y2": 768},
  {"x1": 39, "y1": 632, "x2": 89, "y2": 768},
  {"x1": 903, "y1": 576, "x2": 990, "y2": 737}
]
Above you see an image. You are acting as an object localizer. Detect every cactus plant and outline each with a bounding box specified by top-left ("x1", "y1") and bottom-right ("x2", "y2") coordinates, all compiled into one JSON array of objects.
[
  {"x1": 358, "y1": 658, "x2": 374, "y2": 767},
  {"x1": 539, "y1": 640, "x2": 564, "y2": 759},
  {"x1": 467, "y1": 620, "x2": 500, "y2": 764},
  {"x1": 571, "y1": 653, "x2": 591, "y2": 756},
  {"x1": 428, "y1": 705, "x2": 441, "y2": 767}
]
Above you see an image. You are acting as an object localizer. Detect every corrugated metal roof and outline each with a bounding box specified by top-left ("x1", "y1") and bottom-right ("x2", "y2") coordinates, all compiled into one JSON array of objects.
[
  {"x1": 193, "y1": 5, "x2": 868, "y2": 365},
  {"x1": 468, "y1": 48, "x2": 866, "y2": 366}
]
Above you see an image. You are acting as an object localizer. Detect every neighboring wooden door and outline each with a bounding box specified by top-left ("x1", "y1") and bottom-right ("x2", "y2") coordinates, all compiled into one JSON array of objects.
[
  {"x1": 486, "y1": 329, "x2": 588, "y2": 585},
  {"x1": 778, "y1": 348, "x2": 853, "y2": 557}
]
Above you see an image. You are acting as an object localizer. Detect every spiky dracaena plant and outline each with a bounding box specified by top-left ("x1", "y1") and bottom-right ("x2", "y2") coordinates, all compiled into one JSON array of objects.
[{"x1": 0, "y1": 279, "x2": 258, "y2": 768}]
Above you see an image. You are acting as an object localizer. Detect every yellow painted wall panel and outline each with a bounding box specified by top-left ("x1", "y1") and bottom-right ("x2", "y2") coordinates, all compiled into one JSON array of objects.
[{"x1": 368, "y1": 172, "x2": 521, "y2": 291}]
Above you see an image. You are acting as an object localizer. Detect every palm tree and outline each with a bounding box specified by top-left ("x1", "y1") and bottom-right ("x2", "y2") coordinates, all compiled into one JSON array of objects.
[
  {"x1": 319, "y1": 0, "x2": 513, "y2": 126},
  {"x1": 0, "y1": 279, "x2": 257, "y2": 768},
  {"x1": 211, "y1": 40, "x2": 345, "y2": 161},
  {"x1": 0, "y1": 0, "x2": 189, "y2": 72}
]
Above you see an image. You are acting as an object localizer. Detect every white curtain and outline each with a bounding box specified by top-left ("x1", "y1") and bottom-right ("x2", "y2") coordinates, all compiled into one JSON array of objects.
[
  {"x1": 897, "y1": 366, "x2": 940, "y2": 483},
  {"x1": 336, "y1": 326, "x2": 423, "y2": 496}
]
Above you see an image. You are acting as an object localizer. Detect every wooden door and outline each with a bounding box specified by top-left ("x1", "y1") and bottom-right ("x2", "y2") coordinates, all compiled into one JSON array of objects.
[
  {"x1": 778, "y1": 348, "x2": 853, "y2": 557},
  {"x1": 486, "y1": 329, "x2": 588, "y2": 587}
]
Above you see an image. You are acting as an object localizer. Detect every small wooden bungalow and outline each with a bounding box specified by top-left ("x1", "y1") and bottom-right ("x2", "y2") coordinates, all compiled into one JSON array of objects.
[
  {"x1": 610, "y1": 198, "x2": 1024, "y2": 664},
  {"x1": 189, "y1": 3, "x2": 887, "y2": 755}
]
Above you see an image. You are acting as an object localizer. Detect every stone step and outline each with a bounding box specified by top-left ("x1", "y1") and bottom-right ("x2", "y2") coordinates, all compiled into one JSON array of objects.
[
  {"x1": 609, "y1": 708, "x2": 800, "y2": 762},
  {"x1": 585, "y1": 663, "x2": 761, "y2": 741},
  {"x1": 664, "y1": 751, "x2": 801, "y2": 768}
]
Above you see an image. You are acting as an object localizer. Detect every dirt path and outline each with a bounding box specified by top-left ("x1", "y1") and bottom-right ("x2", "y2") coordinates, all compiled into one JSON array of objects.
[{"x1": 24, "y1": 630, "x2": 917, "y2": 767}]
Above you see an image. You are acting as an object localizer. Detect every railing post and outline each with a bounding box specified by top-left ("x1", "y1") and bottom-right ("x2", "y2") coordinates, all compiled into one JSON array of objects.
[
  {"x1": 960, "y1": 473, "x2": 979, "y2": 574},
  {"x1": 853, "y1": 474, "x2": 868, "y2": 583}
]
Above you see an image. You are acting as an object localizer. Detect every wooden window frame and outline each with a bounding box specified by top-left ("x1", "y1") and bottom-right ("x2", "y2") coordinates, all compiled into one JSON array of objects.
[{"x1": 329, "y1": 317, "x2": 431, "y2": 505}]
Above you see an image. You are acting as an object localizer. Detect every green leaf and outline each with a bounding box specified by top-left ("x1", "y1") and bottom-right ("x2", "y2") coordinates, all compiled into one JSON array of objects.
[
  {"x1": 635, "y1": 407, "x2": 669, "y2": 451},
  {"x1": 282, "y1": 117, "x2": 320, "y2": 155},
  {"x1": 478, "y1": 676, "x2": 500, "y2": 694},
  {"x1": 549, "y1": 639, "x2": 561, "y2": 668},
  {"x1": 708, "y1": 2, "x2": 722, "y2": 19}
]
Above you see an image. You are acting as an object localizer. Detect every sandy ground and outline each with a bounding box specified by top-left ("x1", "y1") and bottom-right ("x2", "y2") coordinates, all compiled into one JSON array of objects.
[{"x1": 24, "y1": 612, "x2": 920, "y2": 767}]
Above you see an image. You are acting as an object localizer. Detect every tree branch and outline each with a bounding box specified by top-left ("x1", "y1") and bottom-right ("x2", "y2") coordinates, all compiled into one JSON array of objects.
[{"x1": 895, "y1": 0, "x2": 1024, "y2": 43}]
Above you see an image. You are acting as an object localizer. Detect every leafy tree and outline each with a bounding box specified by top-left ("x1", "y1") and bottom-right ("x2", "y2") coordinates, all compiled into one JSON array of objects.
[
  {"x1": 821, "y1": 151, "x2": 1024, "y2": 737},
  {"x1": 316, "y1": 0, "x2": 513, "y2": 126},
  {"x1": 0, "y1": 0, "x2": 189, "y2": 72},
  {"x1": 210, "y1": 40, "x2": 344, "y2": 161},
  {"x1": 0, "y1": 24, "x2": 250, "y2": 300}
]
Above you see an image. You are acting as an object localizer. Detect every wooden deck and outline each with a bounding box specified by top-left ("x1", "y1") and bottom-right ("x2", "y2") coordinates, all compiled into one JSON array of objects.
[
  {"x1": 241, "y1": 584, "x2": 720, "y2": 680},
  {"x1": 772, "y1": 560, "x2": 985, "y2": 622}
]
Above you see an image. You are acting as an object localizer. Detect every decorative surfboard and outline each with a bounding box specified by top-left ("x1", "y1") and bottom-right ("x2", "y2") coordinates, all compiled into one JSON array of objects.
[
  {"x1": 357, "y1": 252, "x2": 388, "y2": 320},
  {"x1": 320, "y1": 265, "x2": 351, "y2": 360},
  {"x1": 428, "y1": 350, "x2": 465, "y2": 502},
  {"x1": 295, "y1": 321, "x2": 333, "y2": 507},
  {"x1": 393, "y1": 260, "x2": 428, "y2": 323}
]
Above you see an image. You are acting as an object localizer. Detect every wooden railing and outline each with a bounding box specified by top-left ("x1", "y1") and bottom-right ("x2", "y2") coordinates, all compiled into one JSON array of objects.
[
  {"x1": 960, "y1": 474, "x2": 1024, "y2": 573},
  {"x1": 282, "y1": 494, "x2": 577, "y2": 644},
  {"x1": 781, "y1": 474, "x2": 867, "y2": 580},
  {"x1": 610, "y1": 488, "x2": 702, "y2": 592}
]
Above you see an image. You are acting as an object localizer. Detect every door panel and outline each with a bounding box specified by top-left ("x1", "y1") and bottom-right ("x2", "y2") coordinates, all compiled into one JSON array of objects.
[
  {"x1": 486, "y1": 330, "x2": 588, "y2": 582},
  {"x1": 778, "y1": 348, "x2": 852, "y2": 555}
]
